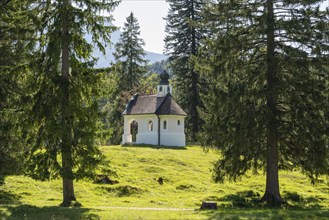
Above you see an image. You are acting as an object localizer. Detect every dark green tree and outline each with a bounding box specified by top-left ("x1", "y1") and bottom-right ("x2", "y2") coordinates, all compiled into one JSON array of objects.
[
  {"x1": 164, "y1": 0, "x2": 206, "y2": 141},
  {"x1": 149, "y1": 59, "x2": 168, "y2": 74},
  {"x1": 99, "y1": 65, "x2": 124, "y2": 145},
  {"x1": 24, "y1": 0, "x2": 119, "y2": 206},
  {"x1": 113, "y1": 12, "x2": 148, "y2": 91},
  {"x1": 0, "y1": 0, "x2": 35, "y2": 174},
  {"x1": 197, "y1": 0, "x2": 329, "y2": 206},
  {"x1": 104, "y1": 12, "x2": 148, "y2": 144}
]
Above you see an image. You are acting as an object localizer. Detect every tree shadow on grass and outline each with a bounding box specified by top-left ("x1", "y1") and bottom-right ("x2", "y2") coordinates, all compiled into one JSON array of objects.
[
  {"x1": 0, "y1": 191, "x2": 22, "y2": 206},
  {"x1": 121, "y1": 143, "x2": 187, "y2": 150},
  {"x1": 2, "y1": 205, "x2": 99, "y2": 220},
  {"x1": 205, "y1": 190, "x2": 326, "y2": 209},
  {"x1": 0, "y1": 175, "x2": 22, "y2": 206},
  {"x1": 282, "y1": 191, "x2": 326, "y2": 210},
  {"x1": 199, "y1": 190, "x2": 329, "y2": 220},
  {"x1": 199, "y1": 208, "x2": 329, "y2": 220},
  {"x1": 217, "y1": 190, "x2": 263, "y2": 208},
  {"x1": 0, "y1": 175, "x2": 4, "y2": 185}
]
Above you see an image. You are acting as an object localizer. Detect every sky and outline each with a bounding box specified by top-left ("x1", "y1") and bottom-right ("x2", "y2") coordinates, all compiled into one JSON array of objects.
[
  {"x1": 112, "y1": 0, "x2": 328, "y2": 55},
  {"x1": 112, "y1": 0, "x2": 169, "y2": 54}
]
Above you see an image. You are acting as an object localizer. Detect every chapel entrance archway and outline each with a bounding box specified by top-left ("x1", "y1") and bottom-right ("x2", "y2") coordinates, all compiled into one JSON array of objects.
[{"x1": 130, "y1": 120, "x2": 138, "y2": 143}]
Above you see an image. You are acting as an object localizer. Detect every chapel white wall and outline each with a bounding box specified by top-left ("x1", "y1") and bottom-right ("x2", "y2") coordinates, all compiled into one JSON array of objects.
[
  {"x1": 122, "y1": 115, "x2": 158, "y2": 145},
  {"x1": 159, "y1": 115, "x2": 185, "y2": 147},
  {"x1": 122, "y1": 114, "x2": 186, "y2": 147}
]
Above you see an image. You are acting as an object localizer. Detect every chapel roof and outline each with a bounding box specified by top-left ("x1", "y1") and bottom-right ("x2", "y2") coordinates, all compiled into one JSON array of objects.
[{"x1": 122, "y1": 93, "x2": 187, "y2": 116}]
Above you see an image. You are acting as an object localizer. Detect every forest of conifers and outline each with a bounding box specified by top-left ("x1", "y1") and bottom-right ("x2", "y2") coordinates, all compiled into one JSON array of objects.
[{"x1": 0, "y1": 0, "x2": 328, "y2": 207}]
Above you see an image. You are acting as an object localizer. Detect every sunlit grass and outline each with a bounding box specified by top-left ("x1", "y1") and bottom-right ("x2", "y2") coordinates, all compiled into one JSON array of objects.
[{"x1": 1, "y1": 145, "x2": 328, "y2": 219}]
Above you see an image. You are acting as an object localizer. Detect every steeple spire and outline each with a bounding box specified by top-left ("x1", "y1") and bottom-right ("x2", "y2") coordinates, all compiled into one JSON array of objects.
[
  {"x1": 159, "y1": 70, "x2": 169, "y2": 85},
  {"x1": 157, "y1": 70, "x2": 172, "y2": 97}
]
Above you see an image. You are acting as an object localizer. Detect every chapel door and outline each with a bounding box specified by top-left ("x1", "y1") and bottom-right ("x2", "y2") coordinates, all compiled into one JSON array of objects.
[{"x1": 130, "y1": 121, "x2": 138, "y2": 143}]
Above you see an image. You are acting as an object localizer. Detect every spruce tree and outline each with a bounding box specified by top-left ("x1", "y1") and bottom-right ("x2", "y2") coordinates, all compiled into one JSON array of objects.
[
  {"x1": 113, "y1": 12, "x2": 148, "y2": 91},
  {"x1": 0, "y1": 0, "x2": 35, "y2": 174},
  {"x1": 197, "y1": 0, "x2": 329, "y2": 206},
  {"x1": 164, "y1": 0, "x2": 206, "y2": 141},
  {"x1": 24, "y1": 0, "x2": 119, "y2": 207},
  {"x1": 105, "y1": 12, "x2": 148, "y2": 144}
]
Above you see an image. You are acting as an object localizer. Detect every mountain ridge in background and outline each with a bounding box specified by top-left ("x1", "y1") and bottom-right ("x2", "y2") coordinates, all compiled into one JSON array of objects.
[{"x1": 90, "y1": 30, "x2": 167, "y2": 68}]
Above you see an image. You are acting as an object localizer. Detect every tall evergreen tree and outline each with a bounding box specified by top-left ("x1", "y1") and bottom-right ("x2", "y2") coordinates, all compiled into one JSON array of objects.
[
  {"x1": 113, "y1": 12, "x2": 148, "y2": 91},
  {"x1": 164, "y1": 0, "x2": 206, "y2": 141},
  {"x1": 197, "y1": 0, "x2": 329, "y2": 206},
  {"x1": 0, "y1": 0, "x2": 35, "y2": 174},
  {"x1": 105, "y1": 12, "x2": 148, "y2": 144},
  {"x1": 24, "y1": 0, "x2": 119, "y2": 206}
]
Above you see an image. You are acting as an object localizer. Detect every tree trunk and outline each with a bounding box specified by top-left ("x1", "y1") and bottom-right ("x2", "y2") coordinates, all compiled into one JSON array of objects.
[
  {"x1": 61, "y1": 148, "x2": 76, "y2": 207},
  {"x1": 190, "y1": 0, "x2": 199, "y2": 141},
  {"x1": 261, "y1": 0, "x2": 283, "y2": 207},
  {"x1": 60, "y1": 0, "x2": 76, "y2": 207}
]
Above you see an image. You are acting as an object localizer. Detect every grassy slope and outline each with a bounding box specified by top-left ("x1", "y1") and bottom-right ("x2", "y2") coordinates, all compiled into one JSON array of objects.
[{"x1": 1, "y1": 145, "x2": 328, "y2": 219}]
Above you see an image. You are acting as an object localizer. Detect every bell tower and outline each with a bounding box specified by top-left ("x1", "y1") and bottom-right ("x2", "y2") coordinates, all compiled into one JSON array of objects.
[{"x1": 157, "y1": 70, "x2": 172, "y2": 97}]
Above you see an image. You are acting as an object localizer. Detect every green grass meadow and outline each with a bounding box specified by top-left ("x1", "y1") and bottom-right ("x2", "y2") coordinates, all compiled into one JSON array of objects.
[{"x1": 1, "y1": 145, "x2": 328, "y2": 219}]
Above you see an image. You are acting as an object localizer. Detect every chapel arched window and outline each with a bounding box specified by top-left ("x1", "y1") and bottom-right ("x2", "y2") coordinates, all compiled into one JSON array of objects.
[{"x1": 148, "y1": 120, "x2": 153, "y2": 131}]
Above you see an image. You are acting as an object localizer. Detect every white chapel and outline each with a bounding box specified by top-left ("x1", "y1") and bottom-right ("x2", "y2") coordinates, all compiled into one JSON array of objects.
[{"x1": 122, "y1": 70, "x2": 187, "y2": 147}]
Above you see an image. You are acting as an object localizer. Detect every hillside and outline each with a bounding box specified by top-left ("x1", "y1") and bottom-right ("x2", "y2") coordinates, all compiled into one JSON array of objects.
[{"x1": 1, "y1": 145, "x2": 328, "y2": 219}]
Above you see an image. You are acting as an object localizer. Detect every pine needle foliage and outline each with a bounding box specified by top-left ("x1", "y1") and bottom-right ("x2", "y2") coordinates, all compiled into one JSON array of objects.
[
  {"x1": 0, "y1": 0, "x2": 36, "y2": 174},
  {"x1": 196, "y1": 0, "x2": 329, "y2": 206},
  {"x1": 164, "y1": 0, "x2": 207, "y2": 141},
  {"x1": 105, "y1": 12, "x2": 148, "y2": 144},
  {"x1": 113, "y1": 12, "x2": 148, "y2": 91},
  {"x1": 22, "y1": 0, "x2": 119, "y2": 206}
]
